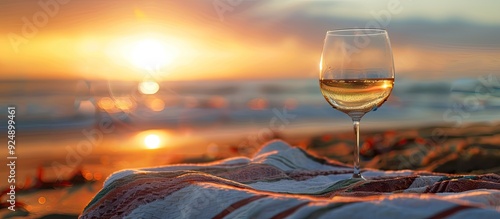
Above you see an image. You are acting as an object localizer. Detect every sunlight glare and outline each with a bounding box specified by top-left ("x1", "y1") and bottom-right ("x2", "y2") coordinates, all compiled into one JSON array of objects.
[
  {"x1": 115, "y1": 97, "x2": 135, "y2": 111},
  {"x1": 38, "y1": 197, "x2": 46, "y2": 205},
  {"x1": 130, "y1": 39, "x2": 173, "y2": 70},
  {"x1": 136, "y1": 130, "x2": 170, "y2": 150},
  {"x1": 382, "y1": 80, "x2": 392, "y2": 89},
  {"x1": 98, "y1": 97, "x2": 115, "y2": 111},
  {"x1": 146, "y1": 98, "x2": 165, "y2": 111},
  {"x1": 138, "y1": 80, "x2": 160, "y2": 94}
]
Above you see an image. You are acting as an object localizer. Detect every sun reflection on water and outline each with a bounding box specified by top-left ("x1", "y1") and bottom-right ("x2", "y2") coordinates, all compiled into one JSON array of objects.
[
  {"x1": 144, "y1": 134, "x2": 161, "y2": 149},
  {"x1": 135, "y1": 130, "x2": 170, "y2": 150}
]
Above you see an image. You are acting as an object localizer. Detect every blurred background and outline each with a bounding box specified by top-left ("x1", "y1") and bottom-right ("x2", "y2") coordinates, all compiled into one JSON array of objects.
[{"x1": 1, "y1": 0, "x2": 500, "y2": 217}]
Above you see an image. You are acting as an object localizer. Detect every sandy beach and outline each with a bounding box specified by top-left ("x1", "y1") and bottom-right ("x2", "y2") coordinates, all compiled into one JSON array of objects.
[{"x1": 2, "y1": 120, "x2": 499, "y2": 218}]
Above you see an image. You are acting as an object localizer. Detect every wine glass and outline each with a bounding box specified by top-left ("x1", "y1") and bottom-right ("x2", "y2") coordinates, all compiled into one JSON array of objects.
[{"x1": 319, "y1": 28, "x2": 395, "y2": 179}]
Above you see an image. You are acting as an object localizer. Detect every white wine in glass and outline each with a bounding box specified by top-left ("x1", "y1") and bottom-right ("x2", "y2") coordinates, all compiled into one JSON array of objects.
[{"x1": 319, "y1": 29, "x2": 395, "y2": 179}]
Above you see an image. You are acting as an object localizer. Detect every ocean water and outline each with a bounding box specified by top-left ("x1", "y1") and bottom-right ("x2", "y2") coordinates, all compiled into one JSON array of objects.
[
  {"x1": 1, "y1": 77, "x2": 500, "y2": 185},
  {"x1": 0, "y1": 77, "x2": 499, "y2": 133}
]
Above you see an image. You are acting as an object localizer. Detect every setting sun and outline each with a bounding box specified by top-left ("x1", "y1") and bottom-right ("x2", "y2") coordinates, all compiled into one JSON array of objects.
[{"x1": 129, "y1": 39, "x2": 175, "y2": 70}]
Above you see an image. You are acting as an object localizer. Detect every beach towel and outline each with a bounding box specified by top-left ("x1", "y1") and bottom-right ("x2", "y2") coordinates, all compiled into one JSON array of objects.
[{"x1": 81, "y1": 140, "x2": 500, "y2": 218}]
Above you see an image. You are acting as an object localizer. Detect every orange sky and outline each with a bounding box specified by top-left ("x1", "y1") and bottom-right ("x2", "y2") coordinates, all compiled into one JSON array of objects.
[{"x1": 1, "y1": 0, "x2": 499, "y2": 81}]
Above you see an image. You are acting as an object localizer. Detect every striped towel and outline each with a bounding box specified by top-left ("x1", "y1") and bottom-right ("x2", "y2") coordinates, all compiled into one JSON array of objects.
[{"x1": 81, "y1": 140, "x2": 500, "y2": 218}]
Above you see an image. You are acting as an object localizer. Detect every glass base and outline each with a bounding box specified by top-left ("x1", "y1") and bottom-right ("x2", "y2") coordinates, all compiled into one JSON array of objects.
[{"x1": 351, "y1": 173, "x2": 366, "y2": 180}]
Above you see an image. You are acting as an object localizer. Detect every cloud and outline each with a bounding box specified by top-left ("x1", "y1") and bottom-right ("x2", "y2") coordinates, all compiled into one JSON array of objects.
[{"x1": 249, "y1": 0, "x2": 500, "y2": 25}]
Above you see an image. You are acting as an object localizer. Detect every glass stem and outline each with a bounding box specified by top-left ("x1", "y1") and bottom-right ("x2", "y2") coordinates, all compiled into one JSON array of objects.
[{"x1": 352, "y1": 119, "x2": 362, "y2": 178}]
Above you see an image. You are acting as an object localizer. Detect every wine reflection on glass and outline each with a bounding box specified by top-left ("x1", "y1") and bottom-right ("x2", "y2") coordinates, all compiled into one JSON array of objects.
[{"x1": 319, "y1": 29, "x2": 395, "y2": 179}]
